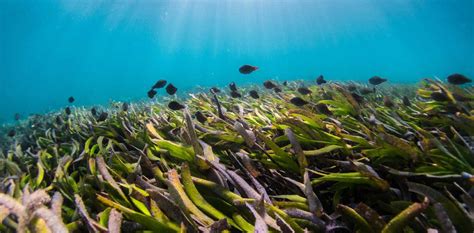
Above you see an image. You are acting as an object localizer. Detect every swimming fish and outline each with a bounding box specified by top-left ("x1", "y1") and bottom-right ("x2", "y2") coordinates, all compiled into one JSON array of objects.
[
  {"x1": 283, "y1": 81, "x2": 288, "y2": 86},
  {"x1": 97, "y1": 112, "x2": 108, "y2": 122},
  {"x1": 210, "y1": 87, "x2": 221, "y2": 94},
  {"x1": 316, "y1": 103, "x2": 332, "y2": 115},
  {"x1": 68, "y1": 96, "x2": 75, "y2": 103},
  {"x1": 351, "y1": 93, "x2": 364, "y2": 103},
  {"x1": 229, "y1": 82, "x2": 238, "y2": 92},
  {"x1": 166, "y1": 83, "x2": 178, "y2": 95},
  {"x1": 249, "y1": 90, "x2": 260, "y2": 99},
  {"x1": 168, "y1": 101, "x2": 185, "y2": 110},
  {"x1": 430, "y1": 91, "x2": 449, "y2": 102},
  {"x1": 230, "y1": 91, "x2": 242, "y2": 98},
  {"x1": 290, "y1": 97, "x2": 308, "y2": 106},
  {"x1": 447, "y1": 73, "x2": 471, "y2": 85},
  {"x1": 55, "y1": 115, "x2": 64, "y2": 125},
  {"x1": 263, "y1": 80, "x2": 277, "y2": 89},
  {"x1": 360, "y1": 87, "x2": 375, "y2": 95},
  {"x1": 453, "y1": 93, "x2": 473, "y2": 102},
  {"x1": 65, "y1": 107, "x2": 71, "y2": 115},
  {"x1": 443, "y1": 104, "x2": 461, "y2": 114},
  {"x1": 383, "y1": 96, "x2": 395, "y2": 108},
  {"x1": 347, "y1": 84, "x2": 357, "y2": 92},
  {"x1": 122, "y1": 102, "x2": 129, "y2": 112},
  {"x1": 153, "y1": 80, "x2": 167, "y2": 89},
  {"x1": 369, "y1": 76, "x2": 387, "y2": 85},
  {"x1": 274, "y1": 87, "x2": 282, "y2": 93},
  {"x1": 7, "y1": 129, "x2": 15, "y2": 137},
  {"x1": 91, "y1": 107, "x2": 98, "y2": 116},
  {"x1": 239, "y1": 65, "x2": 258, "y2": 74},
  {"x1": 194, "y1": 111, "x2": 207, "y2": 123},
  {"x1": 316, "y1": 75, "x2": 327, "y2": 85},
  {"x1": 402, "y1": 96, "x2": 411, "y2": 106},
  {"x1": 147, "y1": 89, "x2": 157, "y2": 99},
  {"x1": 14, "y1": 113, "x2": 20, "y2": 121},
  {"x1": 297, "y1": 87, "x2": 312, "y2": 95}
]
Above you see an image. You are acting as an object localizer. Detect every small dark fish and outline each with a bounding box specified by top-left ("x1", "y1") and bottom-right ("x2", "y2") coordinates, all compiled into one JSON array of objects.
[
  {"x1": 274, "y1": 87, "x2": 282, "y2": 93},
  {"x1": 351, "y1": 93, "x2": 364, "y2": 103},
  {"x1": 168, "y1": 101, "x2": 185, "y2": 110},
  {"x1": 229, "y1": 82, "x2": 238, "y2": 92},
  {"x1": 230, "y1": 91, "x2": 242, "y2": 98},
  {"x1": 444, "y1": 104, "x2": 461, "y2": 114},
  {"x1": 447, "y1": 73, "x2": 471, "y2": 85},
  {"x1": 147, "y1": 89, "x2": 157, "y2": 99},
  {"x1": 153, "y1": 80, "x2": 167, "y2": 89},
  {"x1": 383, "y1": 96, "x2": 395, "y2": 108},
  {"x1": 7, "y1": 129, "x2": 15, "y2": 137},
  {"x1": 239, "y1": 65, "x2": 258, "y2": 74},
  {"x1": 316, "y1": 103, "x2": 332, "y2": 115},
  {"x1": 97, "y1": 112, "x2": 108, "y2": 122},
  {"x1": 347, "y1": 84, "x2": 357, "y2": 92},
  {"x1": 283, "y1": 81, "x2": 288, "y2": 86},
  {"x1": 369, "y1": 76, "x2": 387, "y2": 85},
  {"x1": 290, "y1": 97, "x2": 308, "y2": 106},
  {"x1": 210, "y1": 87, "x2": 221, "y2": 94},
  {"x1": 430, "y1": 91, "x2": 449, "y2": 101},
  {"x1": 316, "y1": 75, "x2": 326, "y2": 85},
  {"x1": 14, "y1": 113, "x2": 20, "y2": 121},
  {"x1": 194, "y1": 111, "x2": 207, "y2": 123},
  {"x1": 360, "y1": 87, "x2": 374, "y2": 95},
  {"x1": 249, "y1": 90, "x2": 260, "y2": 99},
  {"x1": 122, "y1": 102, "x2": 129, "y2": 112},
  {"x1": 453, "y1": 93, "x2": 473, "y2": 102},
  {"x1": 68, "y1": 96, "x2": 75, "y2": 103},
  {"x1": 55, "y1": 115, "x2": 63, "y2": 125},
  {"x1": 91, "y1": 107, "x2": 98, "y2": 116},
  {"x1": 263, "y1": 80, "x2": 277, "y2": 89},
  {"x1": 402, "y1": 96, "x2": 411, "y2": 106},
  {"x1": 166, "y1": 83, "x2": 177, "y2": 95},
  {"x1": 65, "y1": 107, "x2": 71, "y2": 115},
  {"x1": 297, "y1": 87, "x2": 312, "y2": 95}
]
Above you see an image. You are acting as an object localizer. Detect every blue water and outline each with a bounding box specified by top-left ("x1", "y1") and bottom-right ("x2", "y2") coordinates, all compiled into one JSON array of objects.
[{"x1": 1, "y1": 0, "x2": 473, "y2": 123}]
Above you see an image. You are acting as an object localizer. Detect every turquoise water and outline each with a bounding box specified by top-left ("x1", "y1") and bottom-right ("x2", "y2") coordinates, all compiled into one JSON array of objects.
[{"x1": 0, "y1": 0, "x2": 473, "y2": 123}]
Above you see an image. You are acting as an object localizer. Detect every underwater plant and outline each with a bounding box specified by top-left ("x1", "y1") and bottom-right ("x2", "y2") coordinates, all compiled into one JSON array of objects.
[{"x1": 0, "y1": 79, "x2": 473, "y2": 232}]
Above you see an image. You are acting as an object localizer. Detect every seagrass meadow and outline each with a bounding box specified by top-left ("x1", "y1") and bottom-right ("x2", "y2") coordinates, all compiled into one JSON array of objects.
[{"x1": 0, "y1": 79, "x2": 473, "y2": 233}]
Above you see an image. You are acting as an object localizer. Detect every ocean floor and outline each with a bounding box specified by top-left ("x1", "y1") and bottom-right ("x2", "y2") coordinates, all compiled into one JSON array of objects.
[{"x1": 0, "y1": 79, "x2": 473, "y2": 232}]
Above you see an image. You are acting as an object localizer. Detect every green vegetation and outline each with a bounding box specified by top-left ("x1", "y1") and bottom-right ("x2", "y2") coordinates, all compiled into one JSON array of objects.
[{"x1": 0, "y1": 79, "x2": 473, "y2": 232}]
